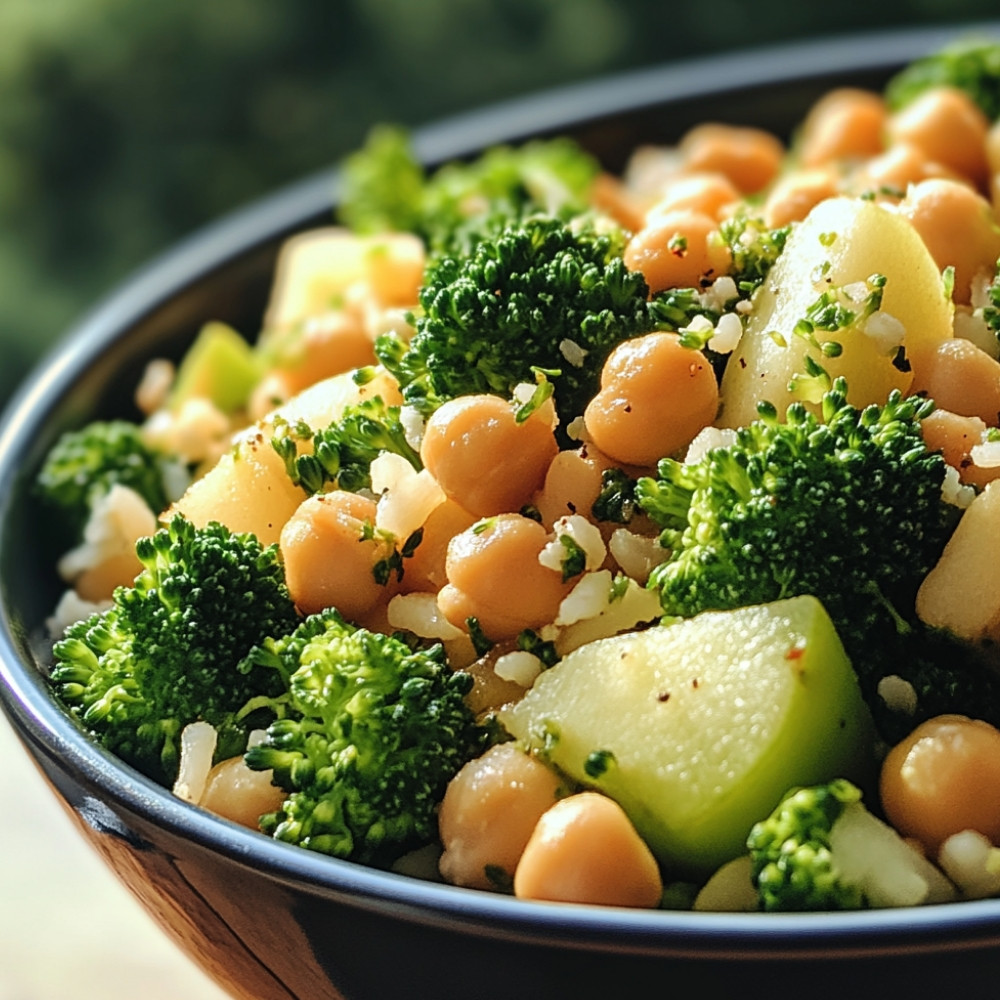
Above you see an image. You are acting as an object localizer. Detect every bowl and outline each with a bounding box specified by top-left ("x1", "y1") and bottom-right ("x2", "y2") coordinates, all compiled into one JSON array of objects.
[{"x1": 4, "y1": 23, "x2": 1000, "y2": 1000}]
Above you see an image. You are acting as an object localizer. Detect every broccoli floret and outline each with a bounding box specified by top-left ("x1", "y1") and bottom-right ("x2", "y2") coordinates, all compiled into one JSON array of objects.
[
  {"x1": 637, "y1": 380, "x2": 950, "y2": 620},
  {"x1": 980, "y1": 257, "x2": 1000, "y2": 345},
  {"x1": 717, "y1": 210, "x2": 791, "y2": 297},
  {"x1": 36, "y1": 419, "x2": 181, "y2": 544},
  {"x1": 747, "y1": 779, "x2": 955, "y2": 911},
  {"x1": 376, "y1": 214, "x2": 654, "y2": 425},
  {"x1": 270, "y1": 394, "x2": 422, "y2": 495},
  {"x1": 885, "y1": 39, "x2": 1000, "y2": 119},
  {"x1": 339, "y1": 125, "x2": 600, "y2": 253},
  {"x1": 242, "y1": 607, "x2": 486, "y2": 866},
  {"x1": 635, "y1": 379, "x2": 975, "y2": 736},
  {"x1": 860, "y1": 620, "x2": 1000, "y2": 744},
  {"x1": 49, "y1": 515, "x2": 299, "y2": 783}
]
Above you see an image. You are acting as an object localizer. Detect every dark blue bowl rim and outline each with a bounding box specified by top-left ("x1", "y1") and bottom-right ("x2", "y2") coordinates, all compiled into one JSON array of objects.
[{"x1": 3, "y1": 21, "x2": 1000, "y2": 962}]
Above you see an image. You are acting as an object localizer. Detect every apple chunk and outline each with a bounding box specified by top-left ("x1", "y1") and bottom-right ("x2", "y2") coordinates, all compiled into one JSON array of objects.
[
  {"x1": 718, "y1": 196, "x2": 953, "y2": 429},
  {"x1": 168, "y1": 367, "x2": 400, "y2": 545},
  {"x1": 500, "y1": 596, "x2": 874, "y2": 877},
  {"x1": 917, "y1": 479, "x2": 1000, "y2": 641}
]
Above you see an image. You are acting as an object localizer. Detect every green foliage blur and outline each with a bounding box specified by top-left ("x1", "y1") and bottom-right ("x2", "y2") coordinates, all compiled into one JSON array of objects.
[{"x1": 0, "y1": 0, "x2": 996, "y2": 405}]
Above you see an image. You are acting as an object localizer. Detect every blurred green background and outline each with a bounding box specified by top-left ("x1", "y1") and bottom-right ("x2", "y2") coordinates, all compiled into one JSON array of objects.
[{"x1": 1, "y1": 0, "x2": 997, "y2": 406}]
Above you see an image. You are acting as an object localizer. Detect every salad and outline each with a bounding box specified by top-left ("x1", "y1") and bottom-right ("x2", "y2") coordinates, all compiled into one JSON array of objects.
[{"x1": 36, "y1": 39, "x2": 1000, "y2": 913}]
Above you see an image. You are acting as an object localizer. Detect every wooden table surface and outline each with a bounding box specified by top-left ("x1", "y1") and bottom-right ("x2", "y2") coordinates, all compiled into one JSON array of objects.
[{"x1": 0, "y1": 712, "x2": 231, "y2": 1000}]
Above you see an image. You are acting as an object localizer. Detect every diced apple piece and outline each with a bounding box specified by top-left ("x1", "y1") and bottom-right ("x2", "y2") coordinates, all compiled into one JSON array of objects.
[
  {"x1": 917, "y1": 479, "x2": 1000, "y2": 641},
  {"x1": 500, "y1": 596, "x2": 874, "y2": 877},
  {"x1": 167, "y1": 367, "x2": 401, "y2": 544},
  {"x1": 167, "y1": 426, "x2": 302, "y2": 546},
  {"x1": 169, "y1": 321, "x2": 260, "y2": 414},
  {"x1": 719, "y1": 197, "x2": 953, "y2": 429},
  {"x1": 269, "y1": 366, "x2": 401, "y2": 428}
]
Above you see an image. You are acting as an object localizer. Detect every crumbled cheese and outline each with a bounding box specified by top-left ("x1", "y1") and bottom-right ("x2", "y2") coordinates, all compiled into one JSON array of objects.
[
  {"x1": 399, "y1": 404, "x2": 426, "y2": 451},
  {"x1": 708, "y1": 311, "x2": 743, "y2": 354},
  {"x1": 937, "y1": 830, "x2": 1000, "y2": 900},
  {"x1": 841, "y1": 280, "x2": 870, "y2": 303},
  {"x1": 494, "y1": 650, "x2": 544, "y2": 687},
  {"x1": 134, "y1": 358, "x2": 175, "y2": 416},
  {"x1": 684, "y1": 425, "x2": 739, "y2": 464},
  {"x1": 558, "y1": 338, "x2": 588, "y2": 368},
  {"x1": 172, "y1": 721, "x2": 218, "y2": 805},
  {"x1": 556, "y1": 577, "x2": 663, "y2": 655},
  {"x1": 876, "y1": 674, "x2": 918, "y2": 716},
  {"x1": 971, "y1": 439, "x2": 1000, "y2": 469},
  {"x1": 564, "y1": 415, "x2": 590, "y2": 442},
  {"x1": 374, "y1": 460, "x2": 445, "y2": 541},
  {"x1": 556, "y1": 570, "x2": 615, "y2": 626},
  {"x1": 861, "y1": 311, "x2": 906, "y2": 355},
  {"x1": 701, "y1": 275, "x2": 738, "y2": 312},
  {"x1": 941, "y1": 465, "x2": 976, "y2": 509},
  {"x1": 57, "y1": 484, "x2": 158, "y2": 584},
  {"x1": 681, "y1": 314, "x2": 714, "y2": 336},
  {"x1": 144, "y1": 396, "x2": 231, "y2": 465},
  {"x1": 370, "y1": 451, "x2": 415, "y2": 494},
  {"x1": 608, "y1": 528, "x2": 669, "y2": 584},
  {"x1": 387, "y1": 592, "x2": 463, "y2": 641},
  {"x1": 539, "y1": 515, "x2": 606, "y2": 576}
]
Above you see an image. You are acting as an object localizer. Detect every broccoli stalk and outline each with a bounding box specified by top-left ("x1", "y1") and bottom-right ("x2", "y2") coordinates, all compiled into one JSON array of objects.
[
  {"x1": 242, "y1": 607, "x2": 487, "y2": 866},
  {"x1": 747, "y1": 779, "x2": 956, "y2": 911},
  {"x1": 377, "y1": 214, "x2": 654, "y2": 426},
  {"x1": 50, "y1": 515, "x2": 299, "y2": 783}
]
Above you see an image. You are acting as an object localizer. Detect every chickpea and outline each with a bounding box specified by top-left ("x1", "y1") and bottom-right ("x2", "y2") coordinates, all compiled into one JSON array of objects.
[
  {"x1": 438, "y1": 513, "x2": 572, "y2": 640},
  {"x1": 400, "y1": 497, "x2": 478, "y2": 594},
  {"x1": 921, "y1": 409, "x2": 1000, "y2": 490},
  {"x1": 200, "y1": 755, "x2": 288, "y2": 831},
  {"x1": 678, "y1": 123, "x2": 784, "y2": 194},
  {"x1": 438, "y1": 744, "x2": 565, "y2": 890},
  {"x1": 589, "y1": 172, "x2": 646, "y2": 233},
  {"x1": 514, "y1": 792, "x2": 663, "y2": 908},
  {"x1": 274, "y1": 311, "x2": 377, "y2": 396},
  {"x1": 623, "y1": 210, "x2": 731, "y2": 294},
  {"x1": 880, "y1": 715, "x2": 1000, "y2": 856},
  {"x1": 849, "y1": 142, "x2": 956, "y2": 201},
  {"x1": 584, "y1": 332, "x2": 719, "y2": 467},
  {"x1": 361, "y1": 234, "x2": 425, "y2": 307},
  {"x1": 799, "y1": 87, "x2": 887, "y2": 167},
  {"x1": 531, "y1": 444, "x2": 616, "y2": 529},
  {"x1": 987, "y1": 118, "x2": 1000, "y2": 177},
  {"x1": 897, "y1": 178, "x2": 1000, "y2": 304},
  {"x1": 762, "y1": 168, "x2": 839, "y2": 229},
  {"x1": 887, "y1": 86, "x2": 990, "y2": 189},
  {"x1": 280, "y1": 491, "x2": 393, "y2": 618},
  {"x1": 909, "y1": 338, "x2": 1000, "y2": 425},
  {"x1": 646, "y1": 172, "x2": 742, "y2": 223},
  {"x1": 74, "y1": 552, "x2": 145, "y2": 602},
  {"x1": 420, "y1": 394, "x2": 558, "y2": 517}
]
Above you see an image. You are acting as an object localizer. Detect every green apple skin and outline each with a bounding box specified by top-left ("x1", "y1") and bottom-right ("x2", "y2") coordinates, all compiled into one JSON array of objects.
[
  {"x1": 169, "y1": 320, "x2": 261, "y2": 414},
  {"x1": 500, "y1": 596, "x2": 875, "y2": 878}
]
